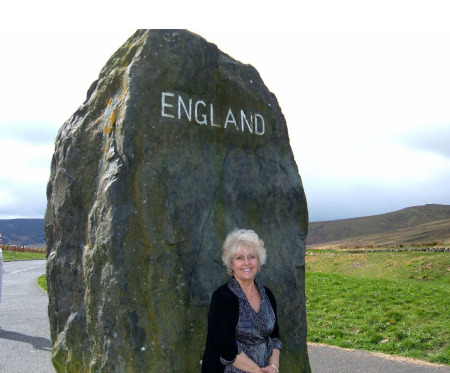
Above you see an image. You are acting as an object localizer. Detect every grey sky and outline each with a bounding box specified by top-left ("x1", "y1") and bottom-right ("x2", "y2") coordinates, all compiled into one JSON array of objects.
[
  {"x1": 396, "y1": 123, "x2": 450, "y2": 159},
  {"x1": 0, "y1": 3, "x2": 449, "y2": 222}
]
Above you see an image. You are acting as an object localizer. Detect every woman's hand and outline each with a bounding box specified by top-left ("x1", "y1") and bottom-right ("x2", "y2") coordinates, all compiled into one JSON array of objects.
[
  {"x1": 263, "y1": 364, "x2": 279, "y2": 373},
  {"x1": 233, "y1": 352, "x2": 274, "y2": 373},
  {"x1": 268, "y1": 348, "x2": 280, "y2": 372}
]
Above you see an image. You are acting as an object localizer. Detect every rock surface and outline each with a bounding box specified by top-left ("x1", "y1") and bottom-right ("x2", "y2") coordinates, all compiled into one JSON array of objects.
[{"x1": 45, "y1": 29, "x2": 310, "y2": 372}]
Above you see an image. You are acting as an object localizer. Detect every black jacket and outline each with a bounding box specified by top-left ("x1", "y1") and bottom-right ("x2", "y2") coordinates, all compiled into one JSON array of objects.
[{"x1": 201, "y1": 282, "x2": 280, "y2": 372}]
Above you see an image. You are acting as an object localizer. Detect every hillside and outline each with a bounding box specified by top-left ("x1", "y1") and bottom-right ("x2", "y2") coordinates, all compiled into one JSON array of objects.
[
  {"x1": 0, "y1": 219, "x2": 45, "y2": 247},
  {"x1": 2, "y1": 204, "x2": 450, "y2": 249},
  {"x1": 307, "y1": 204, "x2": 450, "y2": 248}
]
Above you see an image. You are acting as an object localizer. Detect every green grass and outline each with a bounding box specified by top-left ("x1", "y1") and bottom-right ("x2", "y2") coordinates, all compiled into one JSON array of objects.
[
  {"x1": 306, "y1": 250, "x2": 450, "y2": 283},
  {"x1": 37, "y1": 274, "x2": 47, "y2": 292},
  {"x1": 306, "y1": 250, "x2": 450, "y2": 365},
  {"x1": 2, "y1": 251, "x2": 46, "y2": 261}
]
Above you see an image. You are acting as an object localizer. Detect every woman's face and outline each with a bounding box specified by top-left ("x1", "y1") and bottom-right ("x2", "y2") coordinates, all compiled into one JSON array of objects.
[{"x1": 231, "y1": 245, "x2": 259, "y2": 283}]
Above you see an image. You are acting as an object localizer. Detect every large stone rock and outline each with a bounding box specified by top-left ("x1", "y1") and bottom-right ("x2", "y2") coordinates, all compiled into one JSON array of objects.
[{"x1": 45, "y1": 29, "x2": 310, "y2": 372}]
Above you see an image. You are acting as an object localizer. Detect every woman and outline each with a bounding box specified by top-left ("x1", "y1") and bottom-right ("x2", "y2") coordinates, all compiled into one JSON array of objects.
[{"x1": 202, "y1": 229, "x2": 282, "y2": 373}]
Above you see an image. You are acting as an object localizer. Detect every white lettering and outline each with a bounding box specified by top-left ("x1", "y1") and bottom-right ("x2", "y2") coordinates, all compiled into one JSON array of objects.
[
  {"x1": 240, "y1": 110, "x2": 253, "y2": 133},
  {"x1": 254, "y1": 114, "x2": 265, "y2": 136},
  {"x1": 195, "y1": 100, "x2": 207, "y2": 125},
  {"x1": 178, "y1": 95, "x2": 192, "y2": 121},
  {"x1": 160, "y1": 92, "x2": 267, "y2": 136},
  {"x1": 210, "y1": 104, "x2": 220, "y2": 127},
  {"x1": 161, "y1": 92, "x2": 175, "y2": 118},
  {"x1": 224, "y1": 109, "x2": 239, "y2": 131}
]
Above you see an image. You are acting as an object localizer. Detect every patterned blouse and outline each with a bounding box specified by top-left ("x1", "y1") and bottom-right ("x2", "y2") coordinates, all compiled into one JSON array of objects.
[{"x1": 221, "y1": 276, "x2": 282, "y2": 372}]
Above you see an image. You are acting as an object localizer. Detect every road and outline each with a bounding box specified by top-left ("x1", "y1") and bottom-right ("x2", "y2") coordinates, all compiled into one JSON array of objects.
[
  {"x1": 0, "y1": 260, "x2": 55, "y2": 372},
  {"x1": 0, "y1": 260, "x2": 448, "y2": 372},
  {"x1": 308, "y1": 343, "x2": 449, "y2": 373}
]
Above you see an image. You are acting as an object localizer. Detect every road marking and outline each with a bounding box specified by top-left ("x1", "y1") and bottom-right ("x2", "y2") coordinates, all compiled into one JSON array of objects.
[{"x1": 9, "y1": 266, "x2": 45, "y2": 274}]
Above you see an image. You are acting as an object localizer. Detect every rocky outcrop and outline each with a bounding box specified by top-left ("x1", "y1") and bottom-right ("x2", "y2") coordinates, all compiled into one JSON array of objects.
[{"x1": 45, "y1": 29, "x2": 309, "y2": 372}]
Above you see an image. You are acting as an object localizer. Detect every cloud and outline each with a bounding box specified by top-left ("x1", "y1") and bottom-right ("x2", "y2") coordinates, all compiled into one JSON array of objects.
[
  {"x1": 393, "y1": 123, "x2": 450, "y2": 160},
  {"x1": 298, "y1": 133, "x2": 450, "y2": 222},
  {"x1": 306, "y1": 171, "x2": 450, "y2": 222},
  {"x1": 0, "y1": 121, "x2": 59, "y2": 145},
  {"x1": 0, "y1": 29, "x2": 134, "y2": 128},
  {"x1": 0, "y1": 137, "x2": 52, "y2": 218},
  {"x1": 0, "y1": 182, "x2": 47, "y2": 219},
  {"x1": 1, "y1": 27, "x2": 450, "y2": 221}
]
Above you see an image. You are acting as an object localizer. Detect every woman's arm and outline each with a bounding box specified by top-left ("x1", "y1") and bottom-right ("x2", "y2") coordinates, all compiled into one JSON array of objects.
[
  {"x1": 233, "y1": 352, "x2": 269, "y2": 373},
  {"x1": 265, "y1": 287, "x2": 281, "y2": 372},
  {"x1": 267, "y1": 348, "x2": 280, "y2": 372},
  {"x1": 207, "y1": 287, "x2": 240, "y2": 363}
]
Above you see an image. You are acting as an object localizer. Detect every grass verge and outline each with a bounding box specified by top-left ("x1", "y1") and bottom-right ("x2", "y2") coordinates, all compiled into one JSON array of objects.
[
  {"x1": 2, "y1": 251, "x2": 46, "y2": 261},
  {"x1": 37, "y1": 274, "x2": 47, "y2": 292},
  {"x1": 306, "y1": 250, "x2": 449, "y2": 365}
]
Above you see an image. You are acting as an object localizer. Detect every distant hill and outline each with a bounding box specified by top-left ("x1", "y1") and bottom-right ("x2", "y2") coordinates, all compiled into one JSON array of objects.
[
  {"x1": 0, "y1": 219, "x2": 45, "y2": 247},
  {"x1": 2, "y1": 205, "x2": 450, "y2": 249},
  {"x1": 307, "y1": 204, "x2": 450, "y2": 248}
]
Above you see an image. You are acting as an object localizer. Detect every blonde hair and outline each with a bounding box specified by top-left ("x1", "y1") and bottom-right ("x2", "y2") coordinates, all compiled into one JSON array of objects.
[{"x1": 222, "y1": 229, "x2": 267, "y2": 275}]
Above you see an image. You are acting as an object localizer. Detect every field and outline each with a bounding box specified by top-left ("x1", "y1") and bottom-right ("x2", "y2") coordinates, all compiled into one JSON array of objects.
[
  {"x1": 2, "y1": 250, "x2": 46, "y2": 261},
  {"x1": 305, "y1": 249, "x2": 450, "y2": 365}
]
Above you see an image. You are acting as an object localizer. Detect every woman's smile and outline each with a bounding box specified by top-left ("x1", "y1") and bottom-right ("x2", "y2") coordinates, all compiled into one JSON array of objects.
[{"x1": 231, "y1": 245, "x2": 259, "y2": 283}]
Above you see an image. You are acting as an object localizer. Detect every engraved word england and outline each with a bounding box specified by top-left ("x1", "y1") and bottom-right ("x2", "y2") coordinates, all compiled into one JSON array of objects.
[{"x1": 161, "y1": 92, "x2": 266, "y2": 136}]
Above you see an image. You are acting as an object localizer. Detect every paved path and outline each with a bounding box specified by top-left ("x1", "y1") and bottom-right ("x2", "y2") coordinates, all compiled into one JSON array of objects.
[
  {"x1": 0, "y1": 260, "x2": 55, "y2": 373},
  {"x1": 0, "y1": 259, "x2": 449, "y2": 372},
  {"x1": 308, "y1": 342, "x2": 449, "y2": 373}
]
